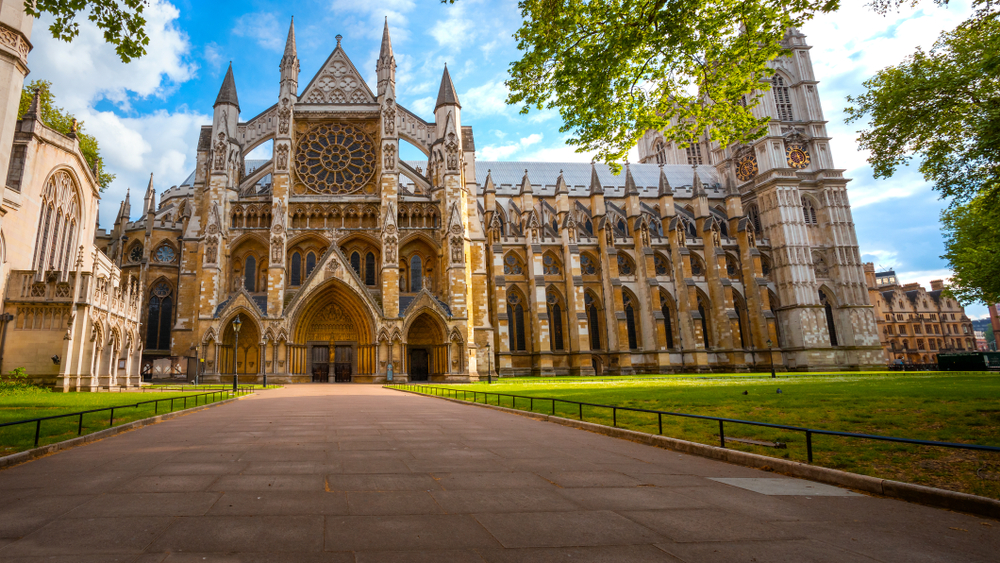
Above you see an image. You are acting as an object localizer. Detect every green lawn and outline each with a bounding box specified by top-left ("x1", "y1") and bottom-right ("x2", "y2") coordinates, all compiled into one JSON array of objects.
[
  {"x1": 406, "y1": 372, "x2": 1000, "y2": 499},
  {"x1": 0, "y1": 389, "x2": 240, "y2": 456}
]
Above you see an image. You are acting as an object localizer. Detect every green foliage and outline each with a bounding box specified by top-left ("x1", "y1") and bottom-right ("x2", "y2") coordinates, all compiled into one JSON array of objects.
[
  {"x1": 24, "y1": 0, "x2": 150, "y2": 63},
  {"x1": 18, "y1": 80, "x2": 114, "y2": 190},
  {"x1": 0, "y1": 367, "x2": 47, "y2": 396},
  {"x1": 845, "y1": 17, "x2": 1000, "y2": 203},
  {"x1": 497, "y1": 0, "x2": 842, "y2": 168},
  {"x1": 940, "y1": 196, "x2": 1000, "y2": 304}
]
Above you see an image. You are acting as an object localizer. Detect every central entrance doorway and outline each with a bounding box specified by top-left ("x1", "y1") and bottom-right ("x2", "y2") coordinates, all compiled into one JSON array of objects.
[
  {"x1": 334, "y1": 345, "x2": 353, "y2": 382},
  {"x1": 311, "y1": 346, "x2": 330, "y2": 382}
]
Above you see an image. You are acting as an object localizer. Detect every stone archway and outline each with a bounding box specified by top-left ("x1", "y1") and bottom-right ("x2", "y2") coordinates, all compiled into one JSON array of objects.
[
  {"x1": 291, "y1": 280, "x2": 376, "y2": 382},
  {"x1": 404, "y1": 311, "x2": 447, "y2": 382},
  {"x1": 221, "y1": 313, "x2": 261, "y2": 381}
]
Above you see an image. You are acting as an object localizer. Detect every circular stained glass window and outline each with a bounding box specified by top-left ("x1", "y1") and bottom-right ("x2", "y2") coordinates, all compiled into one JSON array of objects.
[
  {"x1": 294, "y1": 122, "x2": 376, "y2": 195},
  {"x1": 155, "y1": 244, "x2": 176, "y2": 263},
  {"x1": 129, "y1": 245, "x2": 143, "y2": 262}
]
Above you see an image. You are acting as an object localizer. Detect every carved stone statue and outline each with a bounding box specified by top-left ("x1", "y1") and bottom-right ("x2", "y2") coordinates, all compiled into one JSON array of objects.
[
  {"x1": 383, "y1": 144, "x2": 396, "y2": 169},
  {"x1": 275, "y1": 143, "x2": 289, "y2": 170},
  {"x1": 450, "y1": 235, "x2": 464, "y2": 264},
  {"x1": 383, "y1": 100, "x2": 395, "y2": 134},
  {"x1": 213, "y1": 133, "x2": 227, "y2": 171},
  {"x1": 277, "y1": 98, "x2": 291, "y2": 135}
]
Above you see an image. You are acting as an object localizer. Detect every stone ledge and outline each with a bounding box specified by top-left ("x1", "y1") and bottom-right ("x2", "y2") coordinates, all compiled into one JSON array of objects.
[
  {"x1": 0, "y1": 394, "x2": 251, "y2": 470},
  {"x1": 393, "y1": 387, "x2": 1000, "y2": 520}
]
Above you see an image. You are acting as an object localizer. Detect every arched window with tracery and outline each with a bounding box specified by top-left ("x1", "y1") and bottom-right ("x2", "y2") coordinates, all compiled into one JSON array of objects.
[
  {"x1": 33, "y1": 172, "x2": 80, "y2": 275},
  {"x1": 410, "y1": 255, "x2": 422, "y2": 292},
  {"x1": 659, "y1": 291, "x2": 675, "y2": 349},
  {"x1": 244, "y1": 256, "x2": 256, "y2": 292},
  {"x1": 351, "y1": 251, "x2": 361, "y2": 275},
  {"x1": 802, "y1": 197, "x2": 818, "y2": 225},
  {"x1": 654, "y1": 254, "x2": 670, "y2": 276},
  {"x1": 146, "y1": 282, "x2": 173, "y2": 350},
  {"x1": 306, "y1": 251, "x2": 316, "y2": 277},
  {"x1": 585, "y1": 292, "x2": 601, "y2": 350},
  {"x1": 617, "y1": 253, "x2": 634, "y2": 276},
  {"x1": 686, "y1": 139, "x2": 704, "y2": 165},
  {"x1": 623, "y1": 291, "x2": 639, "y2": 350},
  {"x1": 746, "y1": 203, "x2": 763, "y2": 235},
  {"x1": 542, "y1": 252, "x2": 561, "y2": 276},
  {"x1": 580, "y1": 254, "x2": 598, "y2": 275},
  {"x1": 365, "y1": 251, "x2": 376, "y2": 285},
  {"x1": 697, "y1": 295, "x2": 711, "y2": 349},
  {"x1": 546, "y1": 290, "x2": 564, "y2": 351},
  {"x1": 772, "y1": 74, "x2": 793, "y2": 121},
  {"x1": 507, "y1": 290, "x2": 526, "y2": 351},
  {"x1": 290, "y1": 252, "x2": 302, "y2": 286},
  {"x1": 819, "y1": 290, "x2": 839, "y2": 346},
  {"x1": 653, "y1": 139, "x2": 666, "y2": 164},
  {"x1": 503, "y1": 253, "x2": 523, "y2": 275}
]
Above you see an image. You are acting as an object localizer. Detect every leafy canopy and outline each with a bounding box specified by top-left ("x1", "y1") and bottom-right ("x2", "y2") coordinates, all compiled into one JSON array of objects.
[
  {"x1": 446, "y1": 0, "x2": 840, "y2": 168},
  {"x1": 24, "y1": 0, "x2": 150, "y2": 63},
  {"x1": 845, "y1": 14, "x2": 1000, "y2": 304},
  {"x1": 19, "y1": 80, "x2": 115, "y2": 190}
]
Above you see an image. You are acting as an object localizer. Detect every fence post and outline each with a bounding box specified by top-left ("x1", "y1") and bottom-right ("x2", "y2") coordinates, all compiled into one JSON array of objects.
[
  {"x1": 658, "y1": 413, "x2": 662, "y2": 435},
  {"x1": 719, "y1": 420, "x2": 725, "y2": 448},
  {"x1": 78, "y1": 412, "x2": 84, "y2": 435},
  {"x1": 613, "y1": 407, "x2": 617, "y2": 427},
  {"x1": 806, "y1": 431, "x2": 813, "y2": 463},
  {"x1": 110, "y1": 407, "x2": 115, "y2": 428},
  {"x1": 551, "y1": 398, "x2": 555, "y2": 415},
  {"x1": 34, "y1": 419, "x2": 41, "y2": 447},
  {"x1": 579, "y1": 402, "x2": 582, "y2": 421}
]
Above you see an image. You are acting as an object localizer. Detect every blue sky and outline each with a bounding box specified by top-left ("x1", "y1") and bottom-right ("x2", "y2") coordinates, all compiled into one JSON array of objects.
[{"x1": 23, "y1": 0, "x2": 985, "y2": 317}]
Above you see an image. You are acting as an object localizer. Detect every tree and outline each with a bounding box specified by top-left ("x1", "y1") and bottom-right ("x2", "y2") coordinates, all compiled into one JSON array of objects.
[
  {"x1": 845, "y1": 15, "x2": 1000, "y2": 305},
  {"x1": 24, "y1": 0, "x2": 150, "y2": 63},
  {"x1": 447, "y1": 0, "x2": 842, "y2": 167},
  {"x1": 940, "y1": 196, "x2": 1000, "y2": 305},
  {"x1": 18, "y1": 80, "x2": 115, "y2": 190}
]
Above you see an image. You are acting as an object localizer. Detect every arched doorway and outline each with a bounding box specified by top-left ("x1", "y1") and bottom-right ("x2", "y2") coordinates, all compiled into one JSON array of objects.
[
  {"x1": 221, "y1": 313, "x2": 261, "y2": 382},
  {"x1": 291, "y1": 280, "x2": 376, "y2": 382},
  {"x1": 405, "y1": 312, "x2": 446, "y2": 382}
]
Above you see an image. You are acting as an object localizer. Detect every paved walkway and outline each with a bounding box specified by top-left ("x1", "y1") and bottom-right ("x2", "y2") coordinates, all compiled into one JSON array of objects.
[{"x1": 0, "y1": 385, "x2": 996, "y2": 562}]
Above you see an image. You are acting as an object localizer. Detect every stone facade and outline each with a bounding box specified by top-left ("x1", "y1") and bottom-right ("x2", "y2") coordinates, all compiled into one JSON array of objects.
[
  {"x1": 103, "y1": 22, "x2": 881, "y2": 383},
  {"x1": 0, "y1": 4, "x2": 142, "y2": 389},
  {"x1": 864, "y1": 264, "x2": 976, "y2": 364}
]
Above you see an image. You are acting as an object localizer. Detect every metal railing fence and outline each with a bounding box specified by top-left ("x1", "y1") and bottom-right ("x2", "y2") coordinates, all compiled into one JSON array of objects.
[
  {"x1": 0, "y1": 387, "x2": 255, "y2": 449},
  {"x1": 387, "y1": 383, "x2": 1000, "y2": 463}
]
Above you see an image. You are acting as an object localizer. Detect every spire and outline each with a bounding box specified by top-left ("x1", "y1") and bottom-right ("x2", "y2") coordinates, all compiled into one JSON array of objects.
[
  {"x1": 483, "y1": 170, "x2": 496, "y2": 194},
  {"x1": 555, "y1": 169, "x2": 568, "y2": 195},
  {"x1": 143, "y1": 173, "x2": 156, "y2": 215},
  {"x1": 118, "y1": 189, "x2": 131, "y2": 224},
  {"x1": 435, "y1": 64, "x2": 461, "y2": 111},
  {"x1": 725, "y1": 174, "x2": 739, "y2": 198},
  {"x1": 589, "y1": 162, "x2": 603, "y2": 196},
  {"x1": 379, "y1": 17, "x2": 394, "y2": 59},
  {"x1": 657, "y1": 164, "x2": 673, "y2": 197},
  {"x1": 519, "y1": 169, "x2": 533, "y2": 195},
  {"x1": 214, "y1": 63, "x2": 240, "y2": 111},
  {"x1": 692, "y1": 166, "x2": 706, "y2": 197},
  {"x1": 623, "y1": 163, "x2": 639, "y2": 196},
  {"x1": 283, "y1": 17, "x2": 296, "y2": 59}
]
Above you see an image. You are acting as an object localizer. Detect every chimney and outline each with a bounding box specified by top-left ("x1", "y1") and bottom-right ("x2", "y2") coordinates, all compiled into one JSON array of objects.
[{"x1": 930, "y1": 280, "x2": 945, "y2": 291}]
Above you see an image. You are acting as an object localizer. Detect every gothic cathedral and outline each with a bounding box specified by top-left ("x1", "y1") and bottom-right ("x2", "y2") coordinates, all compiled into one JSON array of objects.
[{"x1": 102, "y1": 22, "x2": 883, "y2": 383}]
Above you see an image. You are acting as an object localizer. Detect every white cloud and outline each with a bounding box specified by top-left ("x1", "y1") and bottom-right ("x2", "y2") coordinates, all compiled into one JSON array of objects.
[
  {"x1": 26, "y1": 1, "x2": 206, "y2": 226},
  {"x1": 478, "y1": 133, "x2": 543, "y2": 160},
  {"x1": 330, "y1": 0, "x2": 417, "y2": 43},
  {"x1": 409, "y1": 96, "x2": 435, "y2": 117},
  {"x1": 429, "y1": 3, "x2": 472, "y2": 48},
  {"x1": 232, "y1": 12, "x2": 285, "y2": 51},
  {"x1": 462, "y1": 78, "x2": 511, "y2": 117}
]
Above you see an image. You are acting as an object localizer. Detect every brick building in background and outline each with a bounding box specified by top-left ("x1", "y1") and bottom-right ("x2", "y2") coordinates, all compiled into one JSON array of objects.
[{"x1": 865, "y1": 264, "x2": 976, "y2": 364}]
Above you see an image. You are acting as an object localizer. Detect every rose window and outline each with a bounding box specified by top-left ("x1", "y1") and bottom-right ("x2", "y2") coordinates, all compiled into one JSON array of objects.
[
  {"x1": 294, "y1": 123, "x2": 376, "y2": 195},
  {"x1": 154, "y1": 244, "x2": 176, "y2": 263}
]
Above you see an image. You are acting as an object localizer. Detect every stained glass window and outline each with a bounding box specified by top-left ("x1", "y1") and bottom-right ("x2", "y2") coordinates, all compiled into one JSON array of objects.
[
  {"x1": 129, "y1": 245, "x2": 143, "y2": 262},
  {"x1": 503, "y1": 253, "x2": 523, "y2": 275},
  {"x1": 155, "y1": 244, "x2": 176, "y2": 263},
  {"x1": 542, "y1": 254, "x2": 560, "y2": 275},
  {"x1": 617, "y1": 254, "x2": 634, "y2": 276},
  {"x1": 580, "y1": 254, "x2": 597, "y2": 275}
]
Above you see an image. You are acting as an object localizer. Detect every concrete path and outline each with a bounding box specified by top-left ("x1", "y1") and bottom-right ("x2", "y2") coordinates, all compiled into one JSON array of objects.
[{"x1": 0, "y1": 384, "x2": 996, "y2": 562}]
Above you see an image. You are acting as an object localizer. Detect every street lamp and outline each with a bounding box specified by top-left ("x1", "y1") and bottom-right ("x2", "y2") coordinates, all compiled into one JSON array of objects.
[
  {"x1": 485, "y1": 341, "x2": 492, "y2": 384},
  {"x1": 232, "y1": 315, "x2": 242, "y2": 392},
  {"x1": 767, "y1": 338, "x2": 776, "y2": 378}
]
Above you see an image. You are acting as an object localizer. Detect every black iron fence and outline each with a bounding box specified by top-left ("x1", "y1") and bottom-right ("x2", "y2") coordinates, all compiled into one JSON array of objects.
[
  {"x1": 388, "y1": 384, "x2": 1000, "y2": 463},
  {"x1": 0, "y1": 387, "x2": 254, "y2": 450}
]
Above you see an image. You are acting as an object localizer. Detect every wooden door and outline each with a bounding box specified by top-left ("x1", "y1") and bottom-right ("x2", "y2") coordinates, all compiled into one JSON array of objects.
[
  {"x1": 334, "y1": 345, "x2": 353, "y2": 382},
  {"x1": 311, "y1": 346, "x2": 330, "y2": 382},
  {"x1": 410, "y1": 349, "x2": 429, "y2": 382}
]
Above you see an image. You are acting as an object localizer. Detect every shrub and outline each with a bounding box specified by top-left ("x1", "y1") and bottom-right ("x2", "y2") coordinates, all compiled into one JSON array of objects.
[{"x1": 0, "y1": 367, "x2": 48, "y2": 396}]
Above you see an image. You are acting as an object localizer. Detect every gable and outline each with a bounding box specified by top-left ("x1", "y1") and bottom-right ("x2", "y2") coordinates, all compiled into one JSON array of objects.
[{"x1": 300, "y1": 47, "x2": 376, "y2": 104}]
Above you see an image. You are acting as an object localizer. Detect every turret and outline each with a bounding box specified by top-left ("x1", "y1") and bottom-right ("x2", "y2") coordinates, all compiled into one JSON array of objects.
[
  {"x1": 724, "y1": 175, "x2": 743, "y2": 219},
  {"x1": 434, "y1": 64, "x2": 461, "y2": 137},
  {"x1": 483, "y1": 170, "x2": 496, "y2": 212},
  {"x1": 377, "y1": 18, "x2": 395, "y2": 98},
  {"x1": 213, "y1": 63, "x2": 240, "y2": 138},
  {"x1": 588, "y1": 162, "x2": 606, "y2": 218},
  {"x1": 691, "y1": 166, "x2": 709, "y2": 218},
  {"x1": 654, "y1": 164, "x2": 673, "y2": 216},
  {"x1": 623, "y1": 163, "x2": 640, "y2": 218},
  {"x1": 280, "y1": 18, "x2": 299, "y2": 95},
  {"x1": 518, "y1": 169, "x2": 534, "y2": 212},
  {"x1": 143, "y1": 173, "x2": 155, "y2": 215}
]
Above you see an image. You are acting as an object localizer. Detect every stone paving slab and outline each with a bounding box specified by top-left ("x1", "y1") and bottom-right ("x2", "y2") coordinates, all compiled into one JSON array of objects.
[{"x1": 0, "y1": 384, "x2": 997, "y2": 562}]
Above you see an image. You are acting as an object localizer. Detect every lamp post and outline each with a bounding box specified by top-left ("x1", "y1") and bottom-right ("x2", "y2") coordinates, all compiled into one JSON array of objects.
[
  {"x1": 767, "y1": 338, "x2": 776, "y2": 378},
  {"x1": 485, "y1": 341, "x2": 492, "y2": 384},
  {"x1": 232, "y1": 315, "x2": 242, "y2": 392}
]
